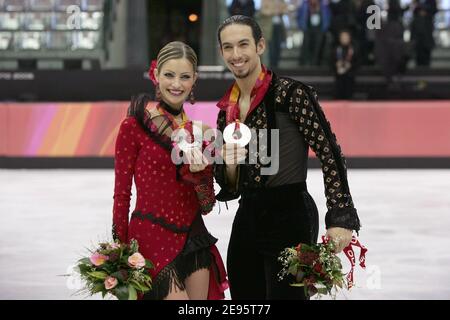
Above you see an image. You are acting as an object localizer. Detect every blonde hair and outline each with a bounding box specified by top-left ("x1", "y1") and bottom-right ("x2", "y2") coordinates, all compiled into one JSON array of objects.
[{"x1": 156, "y1": 41, "x2": 198, "y2": 73}]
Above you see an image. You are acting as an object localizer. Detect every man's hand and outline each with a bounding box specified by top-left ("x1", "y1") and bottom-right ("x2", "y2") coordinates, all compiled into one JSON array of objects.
[
  {"x1": 326, "y1": 227, "x2": 353, "y2": 253},
  {"x1": 220, "y1": 143, "x2": 247, "y2": 166}
]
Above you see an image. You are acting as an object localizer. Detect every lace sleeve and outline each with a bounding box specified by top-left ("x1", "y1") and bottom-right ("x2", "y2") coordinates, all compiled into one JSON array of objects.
[{"x1": 287, "y1": 84, "x2": 361, "y2": 232}]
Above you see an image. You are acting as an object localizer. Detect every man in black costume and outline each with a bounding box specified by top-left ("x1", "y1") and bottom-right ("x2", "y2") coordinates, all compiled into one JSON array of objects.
[{"x1": 214, "y1": 15, "x2": 361, "y2": 299}]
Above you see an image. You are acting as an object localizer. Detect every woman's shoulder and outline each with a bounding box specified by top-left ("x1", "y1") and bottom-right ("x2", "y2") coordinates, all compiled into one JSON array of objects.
[
  {"x1": 119, "y1": 116, "x2": 138, "y2": 128},
  {"x1": 118, "y1": 116, "x2": 144, "y2": 138}
]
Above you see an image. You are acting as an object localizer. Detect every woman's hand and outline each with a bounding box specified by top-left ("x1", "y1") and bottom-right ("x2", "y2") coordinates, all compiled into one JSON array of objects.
[
  {"x1": 185, "y1": 147, "x2": 209, "y2": 173},
  {"x1": 325, "y1": 227, "x2": 353, "y2": 253}
]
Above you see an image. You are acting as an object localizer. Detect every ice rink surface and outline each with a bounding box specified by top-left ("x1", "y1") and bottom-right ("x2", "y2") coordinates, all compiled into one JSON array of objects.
[{"x1": 1, "y1": 168, "x2": 449, "y2": 300}]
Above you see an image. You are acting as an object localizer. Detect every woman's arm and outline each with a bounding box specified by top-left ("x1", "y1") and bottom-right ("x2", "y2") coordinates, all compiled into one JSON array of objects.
[
  {"x1": 178, "y1": 123, "x2": 216, "y2": 214},
  {"x1": 112, "y1": 117, "x2": 139, "y2": 243}
]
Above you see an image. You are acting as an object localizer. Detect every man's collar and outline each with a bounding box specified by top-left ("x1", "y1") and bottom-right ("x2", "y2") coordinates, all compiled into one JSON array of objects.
[{"x1": 216, "y1": 64, "x2": 272, "y2": 111}]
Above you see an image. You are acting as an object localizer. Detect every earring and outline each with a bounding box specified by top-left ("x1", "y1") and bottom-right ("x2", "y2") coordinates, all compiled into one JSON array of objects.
[
  {"x1": 155, "y1": 84, "x2": 161, "y2": 102},
  {"x1": 189, "y1": 90, "x2": 196, "y2": 105}
]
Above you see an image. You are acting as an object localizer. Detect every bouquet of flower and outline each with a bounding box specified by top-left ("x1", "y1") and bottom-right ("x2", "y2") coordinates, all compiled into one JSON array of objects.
[
  {"x1": 73, "y1": 239, "x2": 153, "y2": 300},
  {"x1": 278, "y1": 236, "x2": 367, "y2": 299}
]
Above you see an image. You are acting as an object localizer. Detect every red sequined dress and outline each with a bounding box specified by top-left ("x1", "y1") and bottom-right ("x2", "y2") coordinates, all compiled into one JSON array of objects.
[{"x1": 112, "y1": 98, "x2": 228, "y2": 299}]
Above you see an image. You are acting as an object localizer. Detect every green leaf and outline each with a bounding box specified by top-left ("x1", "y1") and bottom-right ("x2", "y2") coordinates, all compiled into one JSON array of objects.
[
  {"x1": 139, "y1": 284, "x2": 150, "y2": 291},
  {"x1": 129, "y1": 280, "x2": 142, "y2": 291},
  {"x1": 119, "y1": 247, "x2": 123, "y2": 261},
  {"x1": 128, "y1": 279, "x2": 143, "y2": 291},
  {"x1": 92, "y1": 283, "x2": 105, "y2": 294},
  {"x1": 317, "y1": 287, "x2": 329, "y2": 295},
  {"x1": 288, "y1": 264, "x2": 298, "y2": 276},
  {"x1": 143, "y1": 278, "x2": 152, "y2": 290},
  {"x1": 78, "y1": 258, "x2": 92, "y2": 265},
  {"x1": 87, "y1": 271, "x2": 108, "y2": 280},
  {"x1": 114, "y1": 285, "x2": 129, "y2": 300},
  {"x1": 289, "y1": 283, "x2": 305, "y2": 287},
  {"x1": 128, "y1": 285, "x2": 137, "y2": 300},
  {"x1": 129, "y1": 239, "x2": 139, "y2": 253},
  {"x1": 145, "y1": 260, "x2": 154, "y2": 269},
  {"x1": 111, "y1": 271, "x2": 125, "y2": 282},
  {"x1": 78, "y1": 264, "x2": 92, "y2": 274}
]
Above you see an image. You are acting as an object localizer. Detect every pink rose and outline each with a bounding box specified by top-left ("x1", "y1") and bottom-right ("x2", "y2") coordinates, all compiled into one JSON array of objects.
[
  {"x1": 128, "y1": 252, "x2": 146, "y2": 269},
  {"x1": 104, "y1": 276, "x2": 118, "y2": 290},
  {"x1": 90, "y1": 252, "x2": 108, "y2": 266},
  {"x1": 108, "y1": 242, "x2": 121, "y2": 250}
]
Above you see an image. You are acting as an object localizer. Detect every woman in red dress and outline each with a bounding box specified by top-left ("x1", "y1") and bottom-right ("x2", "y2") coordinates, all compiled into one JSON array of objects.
[{"x1": 112, "y1": 41, "x2": 228, "y2": 300}]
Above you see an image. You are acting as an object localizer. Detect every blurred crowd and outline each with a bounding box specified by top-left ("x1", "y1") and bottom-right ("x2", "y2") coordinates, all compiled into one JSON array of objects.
[{"x1": 228, "y1": 0, "x2": 440, "y2": 98}]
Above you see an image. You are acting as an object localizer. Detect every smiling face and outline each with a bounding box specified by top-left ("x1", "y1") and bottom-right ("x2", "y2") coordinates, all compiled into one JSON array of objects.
[
  {"x1": 339, "y1": 31, "x2": 351, "y2": 46},
  {"x1": 154, "y1": 58, "x2": 197, "y2": 109},
  {"x1": 219, "y1": 24, "x2": 265, "y2": 79}
]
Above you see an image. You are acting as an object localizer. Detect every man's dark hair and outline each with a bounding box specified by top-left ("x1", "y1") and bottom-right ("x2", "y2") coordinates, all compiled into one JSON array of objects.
[{"x1": 217, "y1": 15, "x2": 263, "y2": 47}]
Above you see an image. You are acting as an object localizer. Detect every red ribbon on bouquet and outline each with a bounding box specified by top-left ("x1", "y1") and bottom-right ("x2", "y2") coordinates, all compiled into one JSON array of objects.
[{"x1": 322, "y1": 235, "x2": 367, "y2": 289}]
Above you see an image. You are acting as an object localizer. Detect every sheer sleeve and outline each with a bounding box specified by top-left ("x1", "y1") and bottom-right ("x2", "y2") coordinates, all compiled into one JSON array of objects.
[
  {"x1": 285, "y1": 84, "x2": 361, "y2": 233},
  {"x1": 178, "y1": 139, "x2": 216, "y2": 215}
]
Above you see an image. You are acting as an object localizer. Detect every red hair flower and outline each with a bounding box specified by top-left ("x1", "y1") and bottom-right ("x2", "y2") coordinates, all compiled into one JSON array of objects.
[{"x1": 148, "y1": 59, "x2": 158, "y2": 85}]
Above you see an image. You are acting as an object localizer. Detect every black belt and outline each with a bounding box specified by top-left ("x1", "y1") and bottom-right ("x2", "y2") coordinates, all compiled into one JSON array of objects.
[{"x1": 241, "y1": 181, "x2": 307, "y2": 198}]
